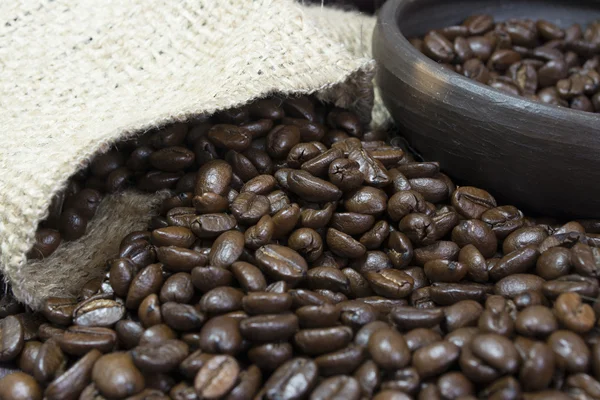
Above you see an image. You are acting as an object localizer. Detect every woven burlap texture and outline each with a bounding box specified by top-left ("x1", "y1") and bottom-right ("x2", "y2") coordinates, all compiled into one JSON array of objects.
[{"x1": 0, "y1": 0, "x2": 381, "y2": 309}]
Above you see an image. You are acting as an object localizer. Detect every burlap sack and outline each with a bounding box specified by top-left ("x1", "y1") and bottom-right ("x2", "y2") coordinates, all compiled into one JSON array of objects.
[{"x1": 0, "y1": 0, "x2": 388, "y2": 309}]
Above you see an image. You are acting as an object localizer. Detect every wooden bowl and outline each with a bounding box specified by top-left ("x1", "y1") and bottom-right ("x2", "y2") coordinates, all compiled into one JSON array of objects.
[{"x1": 373, "y1": 0, "x2": 600, "y2": 218}]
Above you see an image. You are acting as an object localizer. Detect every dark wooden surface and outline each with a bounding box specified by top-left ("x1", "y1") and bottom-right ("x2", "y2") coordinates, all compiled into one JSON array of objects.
[{"x1": 373, "y1": 0, "x2": 600, "y2": 218}]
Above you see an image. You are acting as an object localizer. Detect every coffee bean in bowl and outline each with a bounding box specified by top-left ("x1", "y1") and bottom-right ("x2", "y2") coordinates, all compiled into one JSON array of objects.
[{"x1": 373, "y1": 0, "x2": 600, "y2": 218}]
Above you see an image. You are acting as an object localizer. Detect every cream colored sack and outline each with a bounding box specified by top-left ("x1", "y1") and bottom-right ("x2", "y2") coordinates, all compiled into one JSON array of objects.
[{"x1": 0, "y1": 0, "x2": 384, "y2": 309}]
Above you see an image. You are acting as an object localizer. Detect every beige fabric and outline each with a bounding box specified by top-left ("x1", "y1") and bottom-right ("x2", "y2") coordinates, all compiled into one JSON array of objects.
[{"x1": 0, "y1": 0, "x2": 385, "y2": 309}]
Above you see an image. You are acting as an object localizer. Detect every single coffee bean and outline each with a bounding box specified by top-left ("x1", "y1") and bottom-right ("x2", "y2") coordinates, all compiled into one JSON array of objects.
[
  {"x1": 264, "y1": 358, "x2": 318, "y2": 400},
  {"x1": 34, "y1": 338, "x2": 66, "y2": 383},
  {"x1": 443, "y1": 300, "x2": 484, "y2": 332},
  {"x1": 547, "y1": 330, "x2": 590, "y2": 373},
  {"x1": 255, "y1": 244, "x2": 308, "y2": 285},
  {"x1": 368, "y1": 328, "x2": 410, "y2": 370},
  {"x1": 27, "y1": 228, "x2": 62, "y2": 260},
  {"x1": 0, "y1": 315, "x2": 24, "y2": 362},
  {"x1": 198, "y1": 316, "x2": 243, "y2": 355},
  {"x1": 199, "y1": 287, "x2": 244, "y2": 315},
  {"x1": 208, "y1": 230, "x2": 245, "y2": 268},
  {"x1": 515, "y1": 305, "x2": 558, "y2": 337},
  {"x1": 503, "y1": 227, "x2": 548, "y2": 254},
  {"x1": 390, "y1": 306, "x2": 444, "y2": 330},
  {"x1": 45, "y1": 348, "x2": 102, "y2": 400},
  {"x1": 314, "y1": 344, "x2": 365, "y2": 376},
  {"x1": 240, "y1": 313, "x2": 299, "y2": 342},
  {"x1": 553, "y1": 292, "x2": 595, "y2": 333},
  {"x1": 231, "y1": 262, "x2": 267, "y2": 292},
  {"x1": 58, "y1": 326, "x2": 117, "y2": 356},
  {"x1": 132, "y1": 339, "x2": 189, "y2": 373},
  {"x1": 242, "y1": 292, "x2": 292, "y2": 315},
  {"x1": 0, "y1": 372, "x2": 43, "y2": 400},
  {"x1": 495, "y1": 274, "x2": 546, "y2": 298},
  {"x1": 248, "y1": 342, "x2": 294, "y2": 372},
  {"x1": 126, "y1": 263, "x2": 164, "y2": 310},
  {"x1": 536, "y1": 247, "x2": 571, "y2": 280},
  {"x1": 41, "y1": 297, "x2": 78, "y2": 326},
  {"x1": 413, "y1": 341, "x2": 460, "y2": 379},
  {"x1": 73, "y1": 298, "x2": 125, "y2": 327},
  {"x1": 423, "y1": 31, "x2": 455, "y2": 63},
  {"x1": 191, "y1": 266, "x2": 234, "y2": 293}
]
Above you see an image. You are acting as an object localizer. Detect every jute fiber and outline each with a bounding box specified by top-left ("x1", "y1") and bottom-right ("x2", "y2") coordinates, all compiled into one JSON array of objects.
[{"x1": 0, "y1": 0, "x2": 384, "y2": 309}]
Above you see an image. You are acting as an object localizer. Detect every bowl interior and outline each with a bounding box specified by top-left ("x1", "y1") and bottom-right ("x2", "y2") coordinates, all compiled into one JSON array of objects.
[{"x1": 397, "y1": 0, "x2": 600, "y2": 37}]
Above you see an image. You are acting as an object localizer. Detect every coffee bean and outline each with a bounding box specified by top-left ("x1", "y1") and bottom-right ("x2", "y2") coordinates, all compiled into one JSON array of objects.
[
  {"x1": 548, "y1": 330, "x2": 590, "y2": 373},
  {"x1": 199, "y1": 287, "x2": 244, "y2": 315},
  {"x1": 503, "y1": 227, "x2": 548, "y2": 254},
  {"x1": 242, "y1": 292, "x2": 292, "y2": 315},
  {"x1": 126, "y1": 263, "x2": 164, "y2": 310},
  {"x1": 191, "y1": 266, "x2": 234, "y2": 293},
  {"x1": 58, "y1": 326, "x2": 116, "y2": 356},
  {"x1": 515, "y1": 305, "x2": 558, "y2": 337},
  {"x1": 264, "y1": 358, "x2": 318, "y2": 400},
  {"x1": 300, "y1": 202, "x2": 336, "y2": 229},
  {"x1": 368, "y1": 328, "x2": 410, "y2": 370},
  {"x1": 209, "y1": 230, "x2": 245, "y2": 268},
  {"x1": 390, "y1": 306, "x2": 444, "y2": 330},
  {"x1": 495, "y1": 274, "x2": 546, "y2": 298},
  {"x1": 553, "y1": 292, "x2": 595, "y2": 333},
  {"x1": 199, "y1": 316, "x2": 243, "y2": 355},
  {"x1": 490, "y1": 246, "x2": 540, "y2": 281},
  {"x1": 240, "y1": 313, "x2": 299, "y2": 342},
  {"x1": 34, "y1": 338, "x2": 66, "y2": 383},
  {"x1": 0, "y1": 316, "x2": 24, "y2": 362},
  {"x1": 131, "y1": 339, "x2": 189, "y2": 373},
  {"x1": 90, "y1": 352, "x2": 144, "y2": 398},
  {"x1": 399, "y1": 213, "x2": 437, "y2": 246},
  {"x1": 41, "y1": 297, "x2": 78, "y2": 326},
  {"x1": 231, "y1": 262, "x2": 267, "y2": 292},
  {"x1": 73, "y1": 298, "x2": 125, "y2": 327},
  {"x1": 255, "y1": 244, "x2": 308, "y2": 285},
  {"x1": 0, "y1": 372, "x2": 43, "y2": 400},
  {"x1": 413, "y1": 341, "x2": 460, "y2": 378},
  {"x1": 160, "y1": 272, "x2": 194, "y2": 304},
  {"x1": 443, "y1": 300, "x2": 484, "y2": 332},
  {"x1": 45, "y1": 349, "x2": 102, "y2": 400},
  {"x1": 231, "y1": 192, "x2": 269, "y2": 225},
  {"x1": 248, "y1": 342, "x2": 293, "y2": 372}
]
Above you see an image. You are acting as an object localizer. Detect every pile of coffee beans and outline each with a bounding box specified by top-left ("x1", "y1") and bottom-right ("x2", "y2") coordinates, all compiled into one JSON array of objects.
[
  {"x1": 4, "y1": 96, "x2": 600, "y2": 399},
  {"x1": 411, "y1": 15, "x2": 600, "y2": 113}
]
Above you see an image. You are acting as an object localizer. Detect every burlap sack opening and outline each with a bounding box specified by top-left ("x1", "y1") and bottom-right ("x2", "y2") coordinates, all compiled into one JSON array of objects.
[{"x1": 0, "y1": 0, "x2": 388, "y2": 309}]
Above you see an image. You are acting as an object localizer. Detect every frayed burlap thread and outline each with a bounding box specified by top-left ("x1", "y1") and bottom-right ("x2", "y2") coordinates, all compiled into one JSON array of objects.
[{"x1": 0, "y1": 0, "x2": 382, "y2": 309}]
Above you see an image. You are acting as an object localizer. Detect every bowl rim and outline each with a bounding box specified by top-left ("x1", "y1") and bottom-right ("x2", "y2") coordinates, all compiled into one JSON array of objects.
[{"x1": 377, "y1": 0, "x2": 600, "y2": 125}]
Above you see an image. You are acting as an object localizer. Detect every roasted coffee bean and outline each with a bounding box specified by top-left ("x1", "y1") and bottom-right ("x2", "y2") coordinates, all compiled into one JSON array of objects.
[
  {"x1": 294, "y1": 326, "x2": 353, "y2": 356},
  {"x1": 553, "y1": 292, "x2": 595, "y2": 333},
  {"x1": 28, "y1": 228, "x2": 62, "y2": 260},
  {"x1": 390, "y1": 306, "x2": 444, "y2": 330},
  {"x1": 41, "y1": 297, "x2": 78, "y2": 326},
  {"x1": 0, "y1": 315, "x2": 24, "y2": 362},
  {"x1": 413, "y1": 341, "x2": 460, "y2": 378},
  {"x1": 430, "y1": 282, "x2": 489, "y2": 305},
  {"x1": 126, "y1": 263, "x2": 164, "y2": 310},
  {"x1": 191, "y1": 213, "x2": 237, "y2": 239},
  {"x1": 207, "y1": 124, "x2": 252, "y2": 152},
  {"x1": 495, "y1": 274, "x2": 546, "y2": 298},
  {"x1": 58, "y1": 326, "x2": 117, "y2": 355},
  {"x1": 34, "y1": 338, "x2": 66, "y2": 383},
  {"x1": 314, "y1": 344, "x2": 365, "y2": 376},
  {"x1": 115, "y1": 320, "x2": 144, "y2": 350},
  {"x1": 161, "y1": 302, "x2": 205, "y2": 332},
  {"x1": 59, "y1": 208, "x2": 88, "y2": 241},
  {"x1": 0, "y1": 372, "x2": 43, "y2": 400},
  {"x1": 287, "y1": 228, "x2": 324, "y2": 262},
  {"x1": 132, "y1": 339, "x2": 189, "y2": 373},
  {"x1": 503, "y1": 227, "x2": 548, "y2": 254},
  {"x1": 92, "y1": 352, "x2": 145, "y2": 398},
  {"x1": 138, "y1": 294, "x2": 163, "y2": 328},
  {"x1": 296, "y1": 304, "x2": 340, "y2": 329},
  {"x1": 191, "y1": 266, "x2": 234, "y2": 294},
  {"x1": 515, "y1": 305, "x2": 558, "y2": 337},
  {"x1": 548, "y1": 330, "x2": 590, "y2": 373},
  {"x1": 198, "y1": 316, "x2": 243, "y2": 355},
  {"x1": 138, "y1": 170, "x2": 184, "y2": 191},
  {"x1": 264, "y1": 358, "x2": 318, "y2": 400},
  {"x1": 248, "y1": 342, "x2": 293, "y2": 372},
  {"x1": 199, "y1": 287, "x2": 244, "y2": 315},
  {"x1": 255, "y1": 244, "x2": 308, "y2": 285},
  {"x1": 489, "y1": 246, "x2": 539, "y2": 281},
  {"x1": 45, "y1": 349, "x2": 102, "y2": 400},
  {"x1": 368, "y1": 328, "x2": 410, "y2": 370},
  {"x1": 443, "y1": 300, "x2": 484, "y2": 332},
  {"x1": 73, "y1": 298, "x2": 125, "y2": 327},
  {"x1": 231, "y1": 261, "x2": 267, "y2": 292},
  {"x1": 242, "y1": 292, "x2": 292, "y2": 315},
  {"x1": 208, "y1": 230, "x2": 245, "y2": 268},
  {"x1": 543, "y1": 274, "x2": 599, "y2": 299},
  {"x1": 240, "y1": 313, "x2": 299, "y2": 342},
  {"x1": 271, "y1": 203, "x2": 301, "y2": 238}
]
